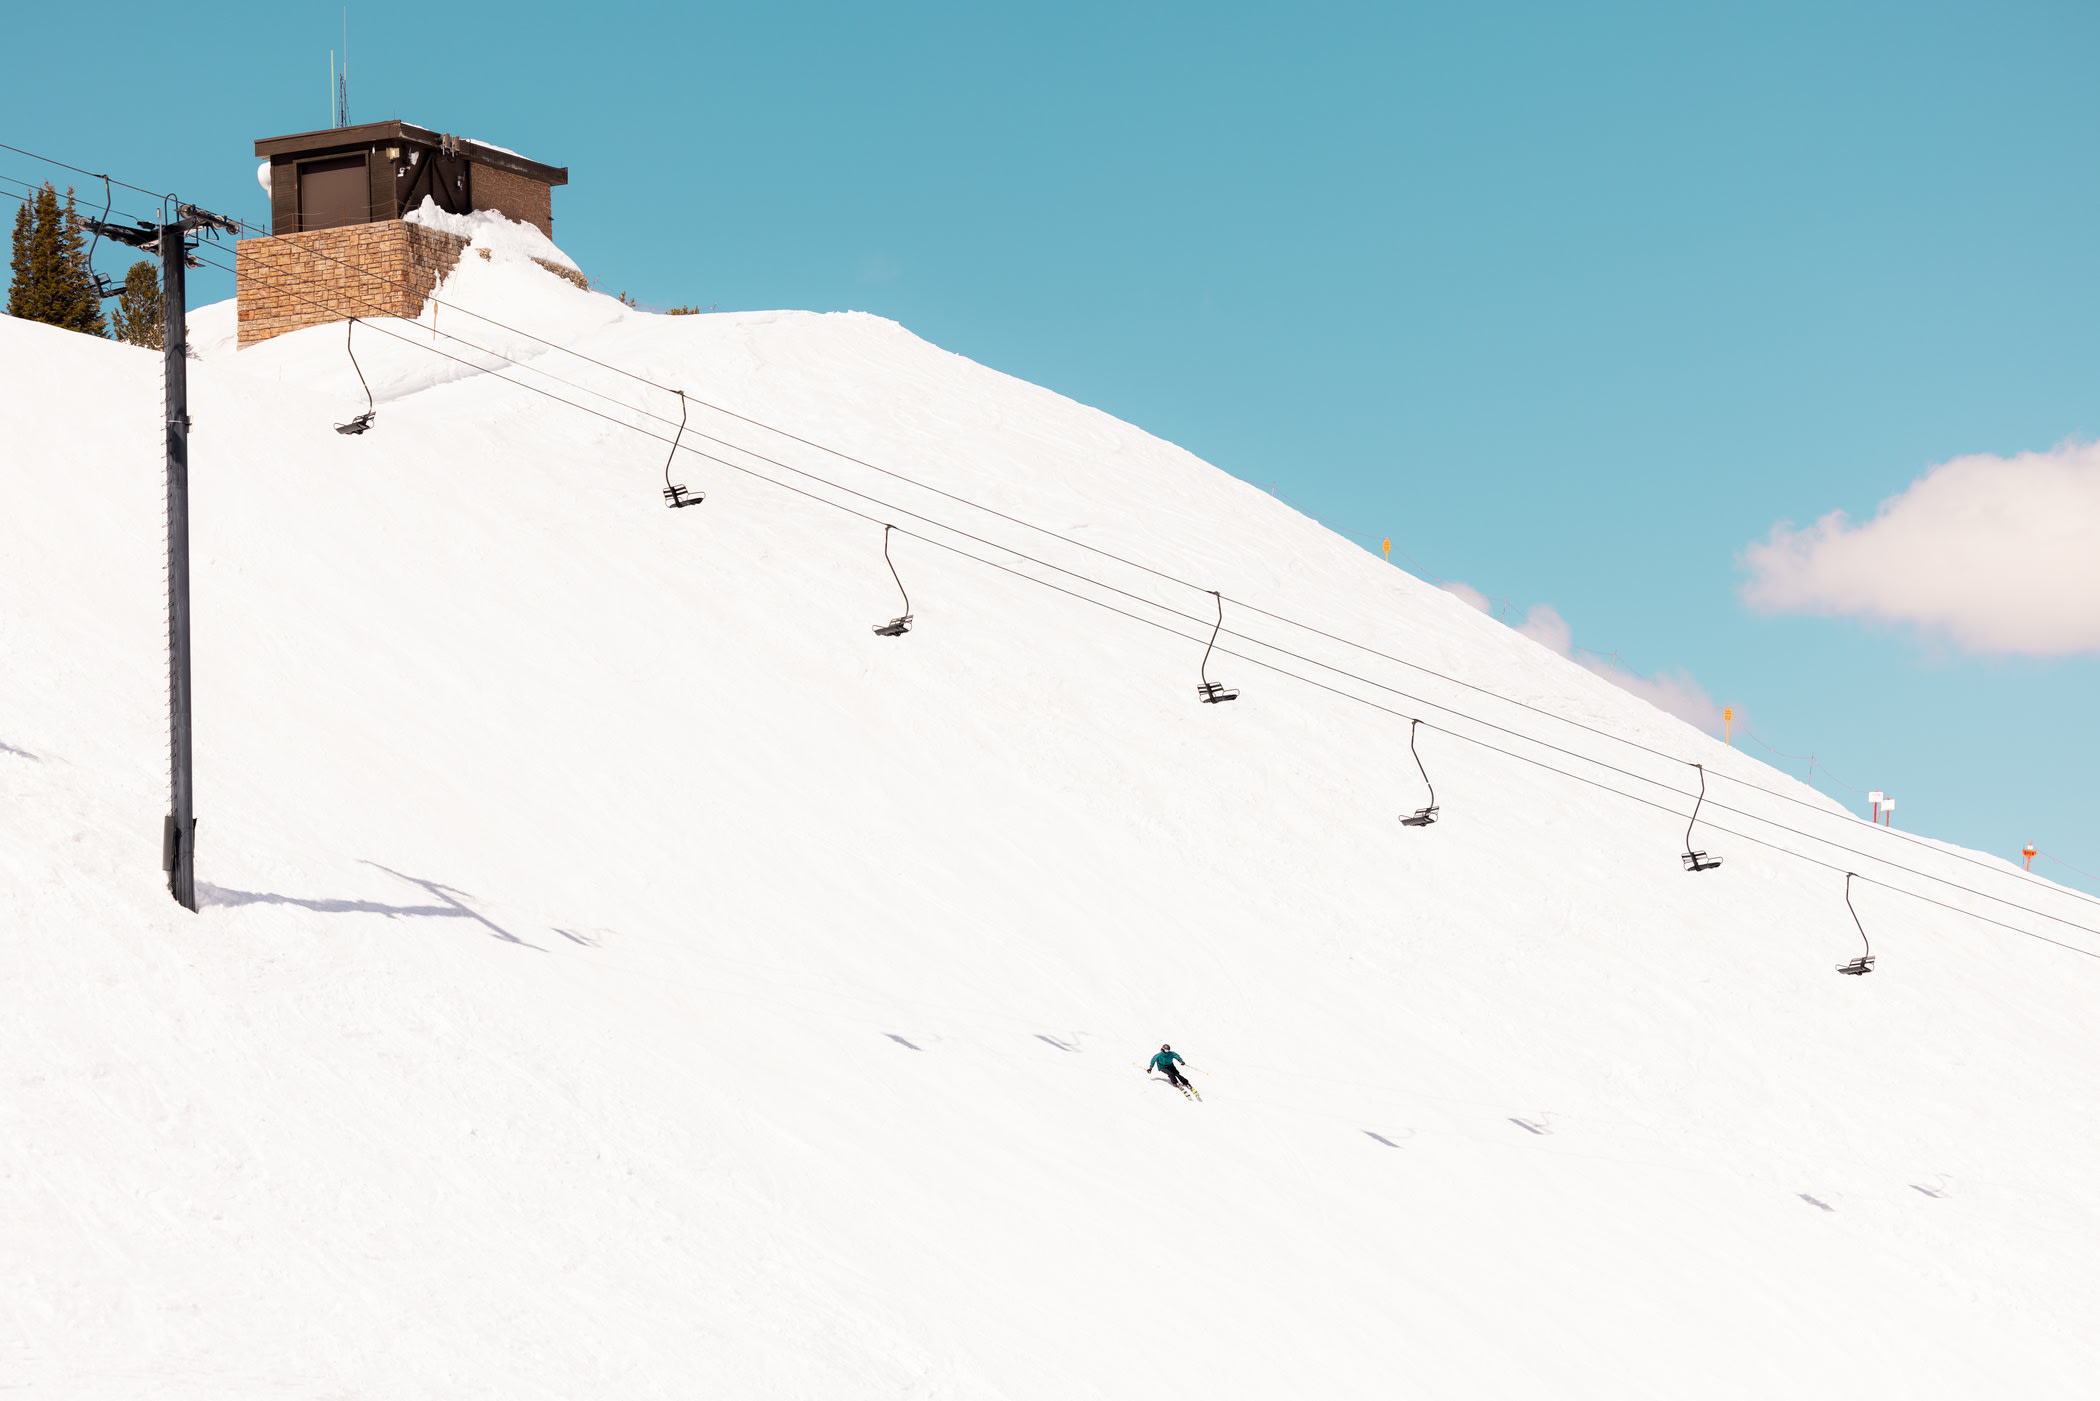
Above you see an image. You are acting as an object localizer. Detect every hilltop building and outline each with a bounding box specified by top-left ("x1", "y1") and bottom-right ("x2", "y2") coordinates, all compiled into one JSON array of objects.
[{"x1": 235, "y1": 121, "x2": 573, "y2": 348}]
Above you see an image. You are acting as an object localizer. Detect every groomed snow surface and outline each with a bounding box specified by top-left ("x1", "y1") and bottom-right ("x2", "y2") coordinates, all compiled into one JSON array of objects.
[{"x1": 5, "y1": 250, "x2": 2099, "y2": 1399}]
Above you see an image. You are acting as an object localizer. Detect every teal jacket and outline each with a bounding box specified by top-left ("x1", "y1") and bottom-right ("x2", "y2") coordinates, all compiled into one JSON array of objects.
[{"x1": 1149, "y1": 1050, "x2": 1184, "y2": 1073}]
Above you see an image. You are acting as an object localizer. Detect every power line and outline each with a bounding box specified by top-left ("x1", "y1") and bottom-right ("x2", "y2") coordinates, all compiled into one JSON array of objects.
[
  {"x1": 187, "y1": 246, "x2": 2100, "y2": 957},
  {"x1": 102, "y1": 135, "x2": 2089, "y2": 912},
  {"x1": 1, "y1": 141, "x2": 2086, "y2": 914},
  {"x1": 0, "y1": 140, "x2": 170, "y2": 205},
  {"x1": 22, "y1": 142, "x2": 2097, "y2": 965},
  {"x1": 17, "y1": 136, "x2": 2077, "y2": 941},
  {"x1": 197, "y1": 202, "x2": 2100, "y2": 918}
]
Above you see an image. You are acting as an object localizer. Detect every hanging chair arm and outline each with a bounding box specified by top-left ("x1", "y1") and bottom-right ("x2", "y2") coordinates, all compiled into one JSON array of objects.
[
  {"x1": 884, "y1": 525, "x2": 910, "y2": 615},
  {"x1": 664, "y1": 389, "x2": 687, "y2": 491},
  {"x1": 1685, "y1": 762, "x2": 1707, "y2": 850},
  {"x1": 1409, "y1": 718, "x2": 1435, "y2": 810},
  {"x1": 346, "y1": 317, "x2": 373, "y2": 415},
  {"x1": 1200, "y1": 590, "x2": 1224, "y2": 686},
  {"x1": 1845, "y1": 872, "x2": 1872, "y2": 959}
]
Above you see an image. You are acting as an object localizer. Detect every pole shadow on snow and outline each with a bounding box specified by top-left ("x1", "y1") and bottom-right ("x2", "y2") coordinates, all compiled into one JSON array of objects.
[
  {"x1": 362, "y1": 862, "x2": 540, "y2": 948},
  {"x1": 885, "y1": 1034, "x2": 923, "y2": 1051},
  {"x1": 195, "y1": 864, "x2": 541, "y2": 950},
  {"x1": 0, "y1": 740, "x2": 39, "y2": 760},
  {"x1": 1034, "y1": 1035, "x2": 1081, "y2": 1052}
]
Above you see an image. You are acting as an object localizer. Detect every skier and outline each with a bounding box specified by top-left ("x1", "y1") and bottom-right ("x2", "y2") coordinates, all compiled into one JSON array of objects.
[{"x1": 1147, "y1": 1044, "x2": 1193, "y2": 1091}]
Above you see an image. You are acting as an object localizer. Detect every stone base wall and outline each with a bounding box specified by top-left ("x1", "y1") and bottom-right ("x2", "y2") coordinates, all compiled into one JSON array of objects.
[{"x1": 236, "y1": 222, "x2": 470, "y2": 348}]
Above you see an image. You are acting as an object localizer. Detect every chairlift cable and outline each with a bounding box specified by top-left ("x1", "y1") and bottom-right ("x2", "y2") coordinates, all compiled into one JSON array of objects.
[
  {"x1": 0, "y1": 140, "x2": 170, "y2": 203},
  {"x1": 161, "y1": 236, "x2": 2100, "y2": 905},
  {"x1": 25, "y1": 144, "x2": 2093, "y2": 913},
  {"x1": 187, "y1": 249, "x2": 2100, "y2": 953},
  {"x1": 257, "y1": 233, "x2": 2100, "y2": 908}
]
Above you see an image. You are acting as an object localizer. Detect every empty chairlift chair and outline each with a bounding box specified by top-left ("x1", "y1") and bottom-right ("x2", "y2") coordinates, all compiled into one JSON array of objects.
[
  {"x1": 1195, "y1": 591, "x2": 1239, "y2": 704},
  {"x1": 1837, "y1": 872, "x2": 1875, "y2": 975},
  {"x1": 1399, "y1": 719, "x2": 1439, "y2": 827},
  {"x1": 1680, "y1": 762, "x2": 1723, "y2": 872},
  {"x1": 333, "y1": 318, "x2": 376, "y2": 435},
  {"x1": 872, "y1": 525, "x2": 913, "y2": 637},
  {"x1": 661, "y1": 390, "x2": 705, "y2": 508}
]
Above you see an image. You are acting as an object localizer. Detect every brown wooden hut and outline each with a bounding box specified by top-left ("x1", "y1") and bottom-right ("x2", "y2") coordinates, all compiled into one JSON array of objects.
[{"x1": 237, "y1": 122, "x2": 573, "y2": 348}]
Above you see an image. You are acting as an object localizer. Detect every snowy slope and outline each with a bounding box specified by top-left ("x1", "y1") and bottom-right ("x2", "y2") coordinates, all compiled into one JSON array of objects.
[{"x1": 5, "y1": 251, "x2": 2100, "y2": 1399}]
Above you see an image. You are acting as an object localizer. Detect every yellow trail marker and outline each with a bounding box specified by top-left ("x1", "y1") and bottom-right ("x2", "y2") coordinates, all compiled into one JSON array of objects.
[
  {"x1": 1723, "y1": 706, "x2": 1733, "y2": 746},
  {"x1": 1381, "y1": 537, "x2": 1391, "y2": 562}
]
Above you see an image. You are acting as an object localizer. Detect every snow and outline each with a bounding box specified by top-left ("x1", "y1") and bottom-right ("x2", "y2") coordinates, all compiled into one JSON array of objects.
[
  {"x1": 402, "y1": 197, "x2": 580, "y2": 270},
  {"x1": 5, "y1": 270, "x2": 2100, "y2": 1398}
]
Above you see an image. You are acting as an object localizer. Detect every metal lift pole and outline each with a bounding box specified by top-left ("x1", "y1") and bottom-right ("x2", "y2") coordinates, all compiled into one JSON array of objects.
[
  {"x1": 80, "y1": 202, "x2": 236, "y2": 911},
  {"x1": 160, "y1": 218, "x2": 196, "y2": 911}
]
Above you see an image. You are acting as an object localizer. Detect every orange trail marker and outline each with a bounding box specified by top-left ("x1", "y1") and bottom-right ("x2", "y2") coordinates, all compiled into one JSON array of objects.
[
  {"x1": 2023, "y1": 843, "x2": 2037, "y2": 871},
  {"x1": 1723, "y1": 706, "x2": 1733, "y2": 747},
  {"x1": 1381, "y1": 537, "x2": 1391, "y2": 562}
]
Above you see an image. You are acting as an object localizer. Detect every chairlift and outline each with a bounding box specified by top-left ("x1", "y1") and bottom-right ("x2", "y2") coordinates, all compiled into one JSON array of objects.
[
  {"x1": 1836, "y1": 872, "x2": 1875, "y2": 975},
  {"x1": 872, "y1": 525, "x2": 913, "y2": 637},
  {"x1": 1399, "y1": 718, "x2": 1439, "y2": 827},
  {"x1": 662, "y1": 388, "x2": 704, "y2": 508},
  {"x1": 1196, "y1": 590, "x2": 1239, "y2": 703},
  {"x1": 81, "y1": 177, "x2": 121, "y2": 303},
  {"x1": 1680, "y1": 762, "x2": 1722, "y2": 872},
  {"x1": 333, "y1": 318, "x2": 375, "y2": 435}
]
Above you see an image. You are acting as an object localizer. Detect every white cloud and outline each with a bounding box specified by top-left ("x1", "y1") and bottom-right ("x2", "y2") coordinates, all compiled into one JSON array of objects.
[
  {"x1": 1740, "y1": 439, "x2": 2100, "y2": 656},
  {"x1": 1515, "y1": 602, "x2": 1571, "y2": 655},
  {"x1": 1447, "y1": 582, "x2": 1725, "y2": 733},
  {"x1": 1585, "y1": 665, "x2": 1725, "y2": 735},
  {"x1": 1441, "y1": 581, "x2": 1492, "y2": 614},
  {"x1": 1506, "y1": 601, "x2": 1725, "y2": 734}
]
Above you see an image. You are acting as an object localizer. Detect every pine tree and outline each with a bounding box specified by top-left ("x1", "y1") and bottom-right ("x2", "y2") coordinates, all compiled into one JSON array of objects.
[
  {"x1": 57, "y1": 186, "x2": 106, "y2": 336},
  {"x1": 7, "y1": 197, "x2": 36, "y2": 320},
  {"x1": 4, "y1": 182, "x2": 107, "y2": 335},
  {"x1": 110, "y1": 261, "x2": 164, "y2": 348}
]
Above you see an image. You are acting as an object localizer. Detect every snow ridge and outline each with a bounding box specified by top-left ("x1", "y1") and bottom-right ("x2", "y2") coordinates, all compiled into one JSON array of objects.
[{"x1": 4, "y1": 273, "x2": 2097, "y2": 1399}]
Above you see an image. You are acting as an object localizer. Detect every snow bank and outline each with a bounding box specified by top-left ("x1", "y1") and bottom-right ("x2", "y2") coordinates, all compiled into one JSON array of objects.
[
  {"x1": 403, "y1": 195, "x2": 580, "y2": 270},
  {"x1": 4, "y1": 286, "x2": 2098, "y2": 1399}
]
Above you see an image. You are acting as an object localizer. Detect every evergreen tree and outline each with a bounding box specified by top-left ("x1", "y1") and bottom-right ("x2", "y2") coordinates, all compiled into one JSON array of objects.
[
  {"x1": 57, "y1": 186, "x2": 106, "y2": 336},
  {"x1": 5, "y1": 182, "x2": 106, "y2": 335},
  {"x1": 7, "y1": 198, "x2": 35, "y2": 320},
  {"x1": 110, "y1": 261, "x2": 164, "y2": 348}
]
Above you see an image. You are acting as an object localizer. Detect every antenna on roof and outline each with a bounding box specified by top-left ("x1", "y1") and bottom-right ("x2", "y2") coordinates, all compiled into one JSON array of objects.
[{"x1": 335, "y1": 9, "x2": 350, "y2": 129}]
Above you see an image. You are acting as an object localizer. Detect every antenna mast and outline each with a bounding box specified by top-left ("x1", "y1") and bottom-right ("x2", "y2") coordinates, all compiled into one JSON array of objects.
[{"x1": 335, "y1": 10, "x2": 350, "y2": 128}]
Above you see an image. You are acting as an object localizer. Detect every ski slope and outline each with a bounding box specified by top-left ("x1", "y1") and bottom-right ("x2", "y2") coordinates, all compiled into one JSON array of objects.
[{"x1": 5, "y1": 239, "x2": 2099, "y2": 1398}]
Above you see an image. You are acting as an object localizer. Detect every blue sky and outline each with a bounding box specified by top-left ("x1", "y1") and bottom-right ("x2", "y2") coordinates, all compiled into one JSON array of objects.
[{"x1": 6, "y1": 0, "x2": 2097, "y2": 884}]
